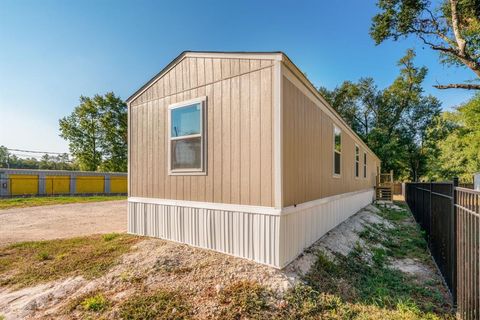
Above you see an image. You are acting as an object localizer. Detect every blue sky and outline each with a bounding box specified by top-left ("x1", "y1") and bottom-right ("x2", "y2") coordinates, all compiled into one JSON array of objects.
[{"x1": 0, "y1": 0, "x2": 476, "y2": 155}]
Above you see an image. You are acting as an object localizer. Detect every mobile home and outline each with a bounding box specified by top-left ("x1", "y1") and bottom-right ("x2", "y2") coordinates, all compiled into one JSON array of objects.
[{"x1": 127, "y1": 51, "x2": 380, "y2": 268}]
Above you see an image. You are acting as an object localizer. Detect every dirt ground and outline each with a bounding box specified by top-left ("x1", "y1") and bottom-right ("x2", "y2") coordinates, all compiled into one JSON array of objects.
[
  {"x1": 0, "y1": 203, "x2": 452, "y2": 319},
  {"x1": 0, "y1": 200, "x2": 127, "y2": 246}
]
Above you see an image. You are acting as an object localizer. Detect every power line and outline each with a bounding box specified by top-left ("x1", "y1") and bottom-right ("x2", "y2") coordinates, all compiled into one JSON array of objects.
[{"x1": 7, "y1": 148, "x2": 69, "y2": 155}]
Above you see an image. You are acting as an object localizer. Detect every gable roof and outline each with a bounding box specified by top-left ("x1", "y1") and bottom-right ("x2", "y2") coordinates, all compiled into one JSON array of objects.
[{"x1": 126, "y1": 51, "x2": 283, "y2": 103}]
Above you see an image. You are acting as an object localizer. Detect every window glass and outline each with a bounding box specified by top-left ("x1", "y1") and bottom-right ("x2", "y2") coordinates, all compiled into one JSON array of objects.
[
  {"x1": 171, "y1": 104, "x2": 201, "y2": 137},
  {"x1": 363, "y1": 153, "x2": 367, "y2": 178},
  {"x1": 169, "y1": 98, "x2": 205, "y2": 174},
  {"x1": 171, "y1": 138, "x2": 202, "y2": 170},
  {"x1": 355, "y1": 146, "x2": 360, "y2": 177},
  {"x1": 334, "y1": 152, "x2": 341, "y2": 175},
  {"x1": 334, "y1": 127, "x2": 342, "y2": 152}
]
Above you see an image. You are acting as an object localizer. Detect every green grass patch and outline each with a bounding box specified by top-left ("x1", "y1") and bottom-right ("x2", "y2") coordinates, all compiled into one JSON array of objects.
[
  {"x1": 0, "y1": 234, "x2": 139, "y2": 288},
  {"x1": 218, "y1": 281, "x2": 272, "y2": 319},
  {"x1": 119, "y1": 289, "x2": 191, "y2": 320},
  {"x1": 0, "y1": 195, "x2": 126, "y2": 210},
  {"x1": 283, "y1": 202, "x2": 452, "y2": 318},
  {"x1": 81, "y1": 293, "x2": 108, "y2": 312}
]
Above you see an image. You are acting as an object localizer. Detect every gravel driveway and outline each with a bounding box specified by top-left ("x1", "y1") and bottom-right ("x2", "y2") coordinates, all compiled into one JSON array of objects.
[{"x1": 0, "y1": 200, "x2": 127, "y2": 246}]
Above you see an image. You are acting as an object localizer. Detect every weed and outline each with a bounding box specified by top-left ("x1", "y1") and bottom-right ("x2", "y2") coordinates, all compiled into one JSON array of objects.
[
  {"x1": 37, "y1": 251, "x2": 51, "y2": 261},
  {"x1": 218, "y1": 281, "x2": 271, "y2": 319},
  {"x1": 119, "y1": 289, "x2": 191, "y2": 320},
  {"x1": 81, "y1": 293, "x2": 108, "y2": 312},
  {"x1": 103, "y1": 233, "x2": 120, "y2": 241},
  {"x1": 301, "y1": 203, "x2": 453, "y2": 317}
]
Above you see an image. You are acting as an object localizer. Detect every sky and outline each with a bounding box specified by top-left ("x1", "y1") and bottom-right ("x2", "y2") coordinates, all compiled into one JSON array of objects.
[{"x1": 0, "y1": 0, "x2": 476, "y2": 156}]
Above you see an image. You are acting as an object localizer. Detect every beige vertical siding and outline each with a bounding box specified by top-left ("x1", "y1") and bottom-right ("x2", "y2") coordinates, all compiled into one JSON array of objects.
[
  {"x1": 129, "y1": 57, "x2": 276, "y2": 207},
  {"x1": 281, "y1": 73, "x2": 379, "y2": 207}
]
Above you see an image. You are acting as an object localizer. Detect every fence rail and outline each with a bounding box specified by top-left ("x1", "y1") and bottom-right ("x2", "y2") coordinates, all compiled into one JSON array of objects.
[
  {"x1": 405, "y1": 181, "x2": 480, "y2": 320},
  {"x1": 456, "y1": 187, "x2": 479, "y2": 320}
]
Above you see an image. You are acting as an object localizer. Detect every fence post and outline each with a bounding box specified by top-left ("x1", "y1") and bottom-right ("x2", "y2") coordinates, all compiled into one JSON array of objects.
[
  {"x1": 452, "y1": 177, "x2": 459, "y2": 306},
  {"x1": 429, "y1": 181, "x2": 432, "y2": 245}
]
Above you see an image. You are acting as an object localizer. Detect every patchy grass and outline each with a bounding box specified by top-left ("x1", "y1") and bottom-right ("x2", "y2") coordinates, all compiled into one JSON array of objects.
[
  {"x1": 81, "y1": 293, "x2": 109, "y2": 312},
  {"x1": 215, "y1": 203, "x2": 452, "y2": 319},
  {"x1": 0, "y1": 195, "x2": 126, "y2": 210},
  {"x1": 218, "y1": 281, "x2": 272, "y2": 319},
  {"x1": 119, "y1": 289, "x2": 191, "y2": 320},
  {"x1": 0, "y1": 234, "x2": 139, "y2": 288},
  {"x1": 294, "y1": 202, "x2": 452, "y2": 318}
]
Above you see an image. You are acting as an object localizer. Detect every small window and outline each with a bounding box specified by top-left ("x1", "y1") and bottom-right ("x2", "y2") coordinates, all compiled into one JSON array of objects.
[
  {"x1": 355, "y1": 145, "x2": 360, "y2": 178},
  {"x1": 333, "y1": 126, "x2": 341, "y2": 176},
  {"x1": 363, "y1": 152, "x2": 367, "y2": 178},
  {"x1": 168, "y1": 97, "x2": 206, "y2": 174}
]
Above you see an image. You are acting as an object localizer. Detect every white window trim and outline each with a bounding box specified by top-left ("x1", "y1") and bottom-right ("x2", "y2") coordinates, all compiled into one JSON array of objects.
[
  {"x1": 167, "y1": 96, "x2": 207, "y2": 176},
  {"x1": 333, "y1": 125, "x2": 342, "y2": 178},
  {"x1": 355, "y1": 144, "x2": 360, "y2": 179},
  {"x1": 363, "y1": 151, "x2": 367, "y2": 179}
]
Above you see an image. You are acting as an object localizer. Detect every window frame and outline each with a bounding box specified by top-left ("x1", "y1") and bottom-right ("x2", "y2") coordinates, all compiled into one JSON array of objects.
[
  {"x1": 355, "y1": 144, "x2": 360, "y2": 178},
  {"x1": 333, "y1": 125, "x2": 342, "y2": 177},
  {"x1": 167, "y1": 96, "x2": 207, "y2": 176},
  {"x1": 363, "y1": 152, "x2": 367, "y2": 179}
]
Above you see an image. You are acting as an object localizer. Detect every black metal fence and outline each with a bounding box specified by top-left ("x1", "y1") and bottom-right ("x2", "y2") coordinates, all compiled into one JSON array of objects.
[
  {"x1": 405, "y1": 180, "x2": 458, "y2": 300},
  {"x1": 406, "y1": 180, "x2": 480, "y2": 319}
]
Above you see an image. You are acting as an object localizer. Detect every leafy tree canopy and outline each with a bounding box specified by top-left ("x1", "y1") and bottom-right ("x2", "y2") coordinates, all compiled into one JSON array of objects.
[
  {"x1": 424, "y1": 93, "x2": 480, "y2": 180},
  {"x1": 371, "y1": 0, "x2": 480, "y2": 90},
  {"x1": 59, "y1": 92, "x2": 127, "y2": 172},
  {"x1": 320, "y1": 50, "x2": 441, "y2": 181}
]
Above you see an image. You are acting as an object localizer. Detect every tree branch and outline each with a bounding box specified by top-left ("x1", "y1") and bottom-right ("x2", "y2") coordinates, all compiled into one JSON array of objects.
[
  {"x1": 450, "y1": 0, "x2": 467, "y2": 55},
  {"x1": 433, "y1": 83, "x2": 480, "y2": 90}
]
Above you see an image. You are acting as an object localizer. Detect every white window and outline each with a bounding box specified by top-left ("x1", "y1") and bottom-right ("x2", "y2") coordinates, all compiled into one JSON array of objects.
[
  {"x1": 168, "y1": 97, "x2": 206, "y2": 175},
  {"x1": 355, "y1": 145, "x2": 360, "y2": 178},
  {"x1": 333, "y1": 126, "x2": 341, "y2": 176},
  {"x1": 363, "y1": 152, "x2": 367, "y2": 178}
]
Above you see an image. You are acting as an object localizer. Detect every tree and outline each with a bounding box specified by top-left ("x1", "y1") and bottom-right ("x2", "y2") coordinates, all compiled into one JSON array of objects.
[
  {"x1": 0, "y1": 146, "x2": 9, "y2": 168},
  {"x1": 59, "y1": 92, "x2": 127, "y2": 172},
  {"x1": 320, "y1": 50, "x2": 441, "y2": 180},
  {"x1": 425, "y1": 93, "x2": 480, "y2": 180},
  {"x1": 371, "y1": 0, "x2": 480, "y2": 90}
]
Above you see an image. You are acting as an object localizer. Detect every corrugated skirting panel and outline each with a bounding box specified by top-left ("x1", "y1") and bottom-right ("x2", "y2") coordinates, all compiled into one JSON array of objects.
[
  {"x1": 279, "y1": 189, "x2": 374, "y2": 267},
  {"x1": 128, "y1": 202, "x2": 281, "y2": 267},
  {"x1": 128, "y1": 188, "x2": 374, "y2": 268}
]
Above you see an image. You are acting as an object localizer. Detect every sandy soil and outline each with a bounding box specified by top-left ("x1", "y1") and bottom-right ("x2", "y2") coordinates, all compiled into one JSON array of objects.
[
  {"x1": 0, "y1": 203, "x2": 450, "y2": 319},
  {"x1": 0, "y1": 200, "x2": 127, "y2": 246}
]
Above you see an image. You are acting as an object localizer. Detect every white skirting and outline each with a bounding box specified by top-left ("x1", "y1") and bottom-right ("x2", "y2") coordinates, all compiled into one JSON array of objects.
[{"x1": 128, "y1": 188, "x2": 374, "y2": 268}]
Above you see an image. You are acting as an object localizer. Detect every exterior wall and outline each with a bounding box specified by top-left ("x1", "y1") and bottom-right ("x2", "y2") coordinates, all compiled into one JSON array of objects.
[
  {"x1": 129, "y1": 56, "x2": 276, "y2": 207},
  {"x1": 0, "y1": 169, "x2": 127, "y2": 197},
  {"x1": 128, "y1": 188, "x2": 373, "y2": 268},
  {"x1": 281, "y1": 63, "x2": 380, "y2": 207}
]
